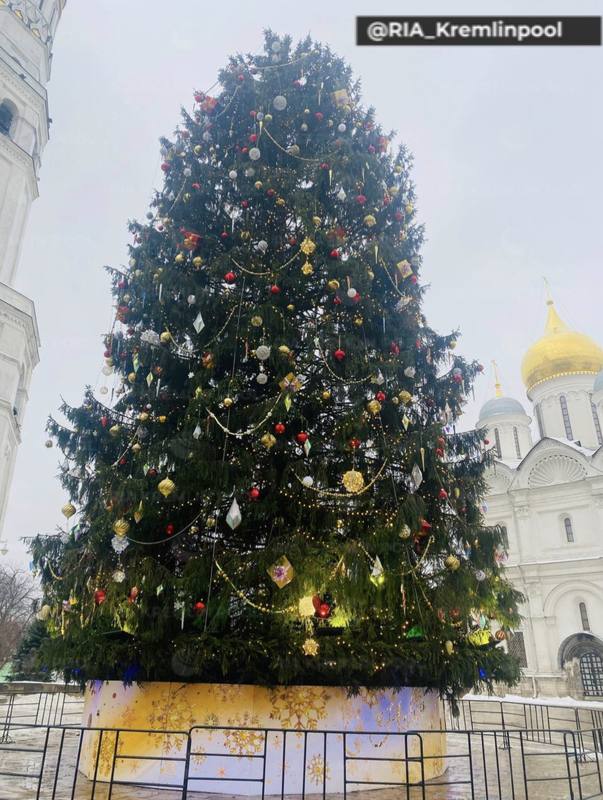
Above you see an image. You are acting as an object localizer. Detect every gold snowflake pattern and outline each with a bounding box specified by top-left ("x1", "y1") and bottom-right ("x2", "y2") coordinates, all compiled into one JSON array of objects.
[
  {"x1": 269, "y1": 687, "x2": 329, "y2": 730},
  {"x1": 224, "y1": 712, "x2": 264, "y2": 757},
  {"x1": 306, "y1": 754, "x2": 331, "y2": 786}
]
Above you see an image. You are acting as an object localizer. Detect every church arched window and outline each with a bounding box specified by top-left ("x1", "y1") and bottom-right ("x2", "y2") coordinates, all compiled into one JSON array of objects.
[
  {"x1": 579, "y1": 602, "x2": 590, "y2": 631},
  {"x1": 494, "y1": 428, "x2": 502, "y2": 458},
  {"x1": 560, "y1": 395, "x2": 573, "y2": 440},
  {"x1": 564, "y1": 516, "x2": 575, "y2": 543},
  {"x1": 513, "y1": 427, "x2": 521, "y2": 458},
  {"x1": 499, "y1": 525, "x2": 509, "y2": 550},
  {"x1": 0, "y1": 100, "x2": 17, "y2": 138},
  {"x1": 535, "y1": 404, "x2": 545, "y2": 438},
  {"x1": 591, "y1": 401, "x2": 603, "y2": 447}
]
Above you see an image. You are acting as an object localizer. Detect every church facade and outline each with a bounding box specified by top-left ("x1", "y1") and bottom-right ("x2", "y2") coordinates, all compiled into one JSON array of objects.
[
  {"x1": 0, "y1": 1, "x2": 64, "y2": 538},
  {"x1": 478, "y1": 297, "x2": 603, "y2": 698}
]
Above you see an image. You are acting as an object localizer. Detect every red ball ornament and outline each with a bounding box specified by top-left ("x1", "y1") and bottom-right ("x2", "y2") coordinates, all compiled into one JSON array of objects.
[
  {"x1": 248, "y1": 487, "x2": 260, "y2": 501},
  {"x1": 224, "y1": 271, "x2": 236, "y2": 283},
  {"x1": 191, "y1": 182, "x2": 201, "y2": 190},
  {"x1": 438, "y1": 488, "x2": 448, "y2": 500},
  {"x1": 420, "y1": 519, "x2": 432, "y2": 532},
  {"x1": 355, "y1": 194, "x2": 367, "y2": 205},
  {"x1": 315, "y1": 112, "x2": 324, "y2": 122},
  {"x1": 160, "y1": 162, "x2": 170, "y2": 172},
  {"x1": 350, "y1": 437, "x2": 361, "y2": 449},
  {"x1": 274, "y1": 423, "x2": 286, "y2": 435},
  {"x1": 270, "y1": 284, "x2": 281, "y2": 295},
  {"x1": 320, "y1": 162, "x2": 330, "y2": 170},
  {"x1": 318, "y1": 602, "x2": 331, "y2": 618},
  {"x1": 375, "y1": 391, "x2": 386, "y2": 402},
  {"x1": 477, "y1": 364, "x2": 485, "y2": 372},
  {"x1": 147, "y1": 467, "x2": 158, "y2": 477},
  {"x1": 368, "y1": 145, "x2": 376, "y2": 154},
  {"x1": 241, "y1": 146, "x2": 249, "y2": 154},
  {"x1": 193, "y1": 601, "x2": 206, "y2": 614},
  {"x1": 295, "y1": 432, "x2": 308, "y2": 444},
  {"x1": 333, "y1": 296, "x2": 342, "y2": 306},
  {"x1": 329, "y1": 249, "x2": 340, "y2": 259},
  {"x1": 237, "y1": 74, "x2": 245, "y2": 82},
  {"x1": 484, "y1": 439, "x2": 490, "y2": 445},
  {"x1": 288, "y1": 237, "x2": 297, "y2": 246},
  {"x1": 453, "y1": 374, "x2": 463, "y2": 384},
  {"x1": 266, "y1": 188, "x2": 276, "y2": 197},
  {"x1": 104, "y1": 349, "x2": 111, "y2": 358},
  {"x1": 241, "y1": 200, "x2": 249, "y2": 209},
  {"x1": 166, "y1": 524, "x2": 175, "y2": 536},
  {"x1": 220, "y1": 231, "x2": 229, "y2": 240},
  {"x1": 118, "y1": 457, "x2": 127, "y2": 466},
  {"x1": 394, "y1": 211, "x2": 404, "y2": 221},
  {"x1": 435, "y1": 447, "x2": 444, "y2": 458},
  {"x1": 334, "y1": 348, "x2": 346, "y2": 362},
  {"x1": 437, "y1": 436, "x2": 446, "y2": 447},
  {"x1": 390, "y1": 341, "x2": 400, "y2": 355},
  {"x1": 410, "y1": 275, "x2": 418, "y2": 285},
  {"x1": 194, "y1": 92, "x2": 204, "y2": 102},
  {"x1": 94, "y1": 589, "x2": 107, "y2": 606},
  {"x1": 249, "y1": 134, "x2": 257, "y2": 143}
]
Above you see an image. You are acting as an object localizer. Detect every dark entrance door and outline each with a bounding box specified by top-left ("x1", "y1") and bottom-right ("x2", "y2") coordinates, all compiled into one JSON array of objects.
[{"x1": 580, "y1": 651, "x2": 603, "y2": 696}]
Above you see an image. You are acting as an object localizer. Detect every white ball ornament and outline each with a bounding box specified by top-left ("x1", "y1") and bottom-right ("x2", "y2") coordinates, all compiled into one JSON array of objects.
[
  {"x1": 244, "y1": 167, "x2": 255, "y2": 177},
  {"x1": 273, "y1": 95, "x2": 287, "y2": 111},
  {"x1": 256, "y1": 345, "x2": 271, "y2": 361},
  {"x1": 249, "y1": 147, "x2": 261, "y2": 161},
  {"x1": 256, "y1": 372, "x2": 268, "y2": 385},
  {"x1": 187, "y1": 295, "x2": 196, "y2": 305},
  {"x1": 183, "y1": 167, "x2": 192, "y2": 177},
  {"x1": 229, "y1": 170, "x2": 238, "y2": 180},
  {"x1": 347, "y1": 288, "x2": 357, "y2": 298},
  {"x1": 256, "y1": 240, "x2": 268, "y2": 253},
  {"x1": 338, "y1": 123, "x2": 347, "y2": 133},
  {"x1": 302, "y1": 476, "x2": 314, "y2": 487},
  {"x1": 256, "y1": 112, "x2": 264, "y2": 121},
  {"x1": 300, "y1": 123, "x2": 308, "y2": 132}
]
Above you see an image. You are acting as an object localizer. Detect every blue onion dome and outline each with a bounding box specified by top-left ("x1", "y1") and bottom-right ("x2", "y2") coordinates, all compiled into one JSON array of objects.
[{"x1": 478, "y1": 396, "x2": 526, "y2": 422}]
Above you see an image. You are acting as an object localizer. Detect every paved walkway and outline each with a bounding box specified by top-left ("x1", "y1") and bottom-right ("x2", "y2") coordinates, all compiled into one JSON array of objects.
[{"x1": 1, "y1": 726, "x2": 601, "y2": 799}]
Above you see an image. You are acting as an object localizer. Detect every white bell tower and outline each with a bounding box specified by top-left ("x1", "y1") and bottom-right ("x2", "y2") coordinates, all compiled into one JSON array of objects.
[{"x1": 0, "y1": 0, "x2": 65, "y2": 537}]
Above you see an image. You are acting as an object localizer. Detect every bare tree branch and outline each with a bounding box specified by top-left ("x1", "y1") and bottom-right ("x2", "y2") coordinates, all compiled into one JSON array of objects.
[{"x1": 0, "y1": 565, "x2": 36, "y2": 670}]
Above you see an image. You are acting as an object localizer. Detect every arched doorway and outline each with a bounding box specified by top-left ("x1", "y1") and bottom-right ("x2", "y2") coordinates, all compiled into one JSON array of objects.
[{"x1": 558, "y1": 633, "x2": 603, "y2": 698}]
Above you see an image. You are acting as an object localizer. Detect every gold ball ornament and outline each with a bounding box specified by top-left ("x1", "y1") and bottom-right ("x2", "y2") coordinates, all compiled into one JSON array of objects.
[
  {"x1": 342, "y1": 469, "x2": 365, "y2": 494},
  {"x1": 195, "y1": 387, "x2": 203, "y2": 399},
  {"x1": 495, "y1": 629, "x2": 507, "y2": 641},
  {"x1": 194, "y1": 145, "x2": 202, "y2": 155},
  {"x1": 132, "y1": 443, "x2": 141, "y2": 453},
  {"x1": 394, "y1": 165, "x2": 403, "y2": 174},
  {"x1": 321, "y1": 390, "x2": 332, "y2": 401},
  {"x1": 128, "y1": 372, "x2": 136, "y2": 384},
  {"x1": 367, "y1": 399, "x2": 382, "y2": 416},
  {"x1": 222, "y1": 397, "x2": 234, "y2": 408},
  {"x1": 157, "y1": 478, "x2": 176, "y2": 498},
  {"x1": 139, "y1": 412, "x2": 149, "y2": 422},
  {"x1": 261, "y1": 433, "x2": 277, "y2": 449},
  {"x1": 174, "y1": 253, "x2": 185, "y2": 265},
  {"x1": 445, "y1": 640, "x2": 454, "y2": 655},
  {"x1": 287, "y1": 304, "x2": 295, "y2": 311},
  {"x1": 301, "y1": 261, "x2": 314, "y2": 276},
  {"x1": 449, "y1": 340, "x2": 457, "y2": 350},
  {"x1": 158, "y1": 415, "x2": 167, "y2": 423},
  {"x1": 367, "y1": 269, "x2": 375, "y2": 280},
  {"x1": 398, "y1": 390, "x2": 412, "y2": 406},
  {"x1": 405, "y1": 202, "x2": 414, "y2": 213},
  {"x1": 278, "y1": 345, "x2": 291, "y2": 355},
  {"x1": 112, "y1": 518, "x2": 130, "y2": 538},
  {"x1": 206, "y1": 517, "x2": 216, "y2": 528},
  {"x1": 254, "y1": 181, "x2": 263, "y2": 190},
  {"x1": 61, "y1": 502, "x2": 76, "y2": 519},
  {"x1": 445, "y1": 555, "x2": 461, "y2": 571},
  {"x1": 364, "y1": 214, "x2": 377, "y2": 227},
  {"x1": 312, "y1": 216, "x2": 321, "y2": 227},
  {"x1": 399, "y1": 524, "x2": 412, "y2": 540},
  {"x1": 160, "y1": 331, "x2": 172, "y2": 344},
  {"x1": 354, "y1": 316, "x2": 363, "y2": 327},
  {"x1": 327, "y1": 279, "x2": 340, "y2": 291},
  {"x1": 264, "y1": 113, "x2": 273, "y2": 122},
  {"x1": 302, "y1": 637, "x2": 320, "y2": 656},
  {"x1": 192, "y1": 256, "x2": 203, "y2": 268},
  {"x1": 250, "y1": 315, "x2": 263, "y2": 327},
  {"x1": 45, "y1": 439, "x2": 53, "y2": 448},
  {"x1": 109, "y1": 424, "x2": 121, "y2": 437},
  {"x1": 276, "y1": 197, "x2": 286, "y2": 207},
  {"x1": 189, "y1": 525, "x2": 199, "y2": 535}
]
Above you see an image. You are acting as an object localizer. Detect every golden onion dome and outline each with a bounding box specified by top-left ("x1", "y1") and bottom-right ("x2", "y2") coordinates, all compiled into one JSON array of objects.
[{"x1": 521, "y1": 299, "x2": 603, "y2": 393}]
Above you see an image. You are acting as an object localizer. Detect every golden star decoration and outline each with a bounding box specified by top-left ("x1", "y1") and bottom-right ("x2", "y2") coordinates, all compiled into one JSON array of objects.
[
  {"x1": 302, "y1": 637, "x2": 320, "y2": 656},
  {"x1": 342, "y1": 469, "x2": 365, "y2": 494},
  {"x1": 300, "y1": 237, "x2": 316, "y2": 256}
]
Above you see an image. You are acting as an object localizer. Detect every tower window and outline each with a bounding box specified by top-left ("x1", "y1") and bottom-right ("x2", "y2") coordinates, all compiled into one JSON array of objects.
[
  {"x1": 579, "y1": 602, "x2": 590, "y2": 632},
  {"x1": 560, "y1": 395, "x2": 573, "y2": 440},
  {"x1": 0, "y1": 101, "x2": 16, "y2": 137},
  {"x1": 499, "y1": 525, "x2": 509, "y2": 550},
  {"x1": 535, "y1": 404, "x2": 545, "y2": 438},
  {"x1": 507, "y1": 631, "x2": 528, "y2": 668},
  {"x1": 494, "y1": 428, "x2": 502, "y2": 458},
  {"x1": 513, "y1": 427, "x2": 521, "y2": 458},
  {"x1": 591, "y1": 401, "x2": 603, "y2": 447},
  {"x1": 564, "y1": 517, "x2": 574, "y2": 543}
]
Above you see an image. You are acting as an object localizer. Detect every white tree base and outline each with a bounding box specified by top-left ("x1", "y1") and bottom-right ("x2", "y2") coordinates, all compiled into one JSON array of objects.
[{"x1": 81, "y1": 681, "x2": 446, "y2": 794}]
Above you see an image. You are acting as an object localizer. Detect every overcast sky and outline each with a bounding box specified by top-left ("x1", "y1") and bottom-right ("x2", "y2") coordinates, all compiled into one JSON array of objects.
[{"x1": 4, "y1": 0, "x2": 603, "y2": 564}]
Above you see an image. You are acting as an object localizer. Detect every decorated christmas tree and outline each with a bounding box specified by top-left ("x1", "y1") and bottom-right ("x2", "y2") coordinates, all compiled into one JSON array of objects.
[{"x1": 31, "y1": 32, "x2": 521, "y2": 698}]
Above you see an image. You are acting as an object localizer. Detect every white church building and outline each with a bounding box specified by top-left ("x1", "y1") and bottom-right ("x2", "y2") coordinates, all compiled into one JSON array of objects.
[
  {"x1": 0, "y1": 1, "x2": 64, "y2": 538},
  {"x1": 478, "y1": 296, "x2": 603, "y2": 698}
]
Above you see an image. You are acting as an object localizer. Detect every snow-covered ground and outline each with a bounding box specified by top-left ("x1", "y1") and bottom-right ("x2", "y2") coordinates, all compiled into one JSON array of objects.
[{"x1": 464, "y1": 692, "x2": 603, "y2": 711}]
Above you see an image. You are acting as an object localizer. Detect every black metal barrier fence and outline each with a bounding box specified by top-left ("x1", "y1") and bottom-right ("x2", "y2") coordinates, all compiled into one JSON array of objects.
[
  {"x1": 0, "y1": 720, "x2": 602, "y2": 800},
  {"x1": 0, "y1": 689, "x2": 84, "y2": 741}
]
